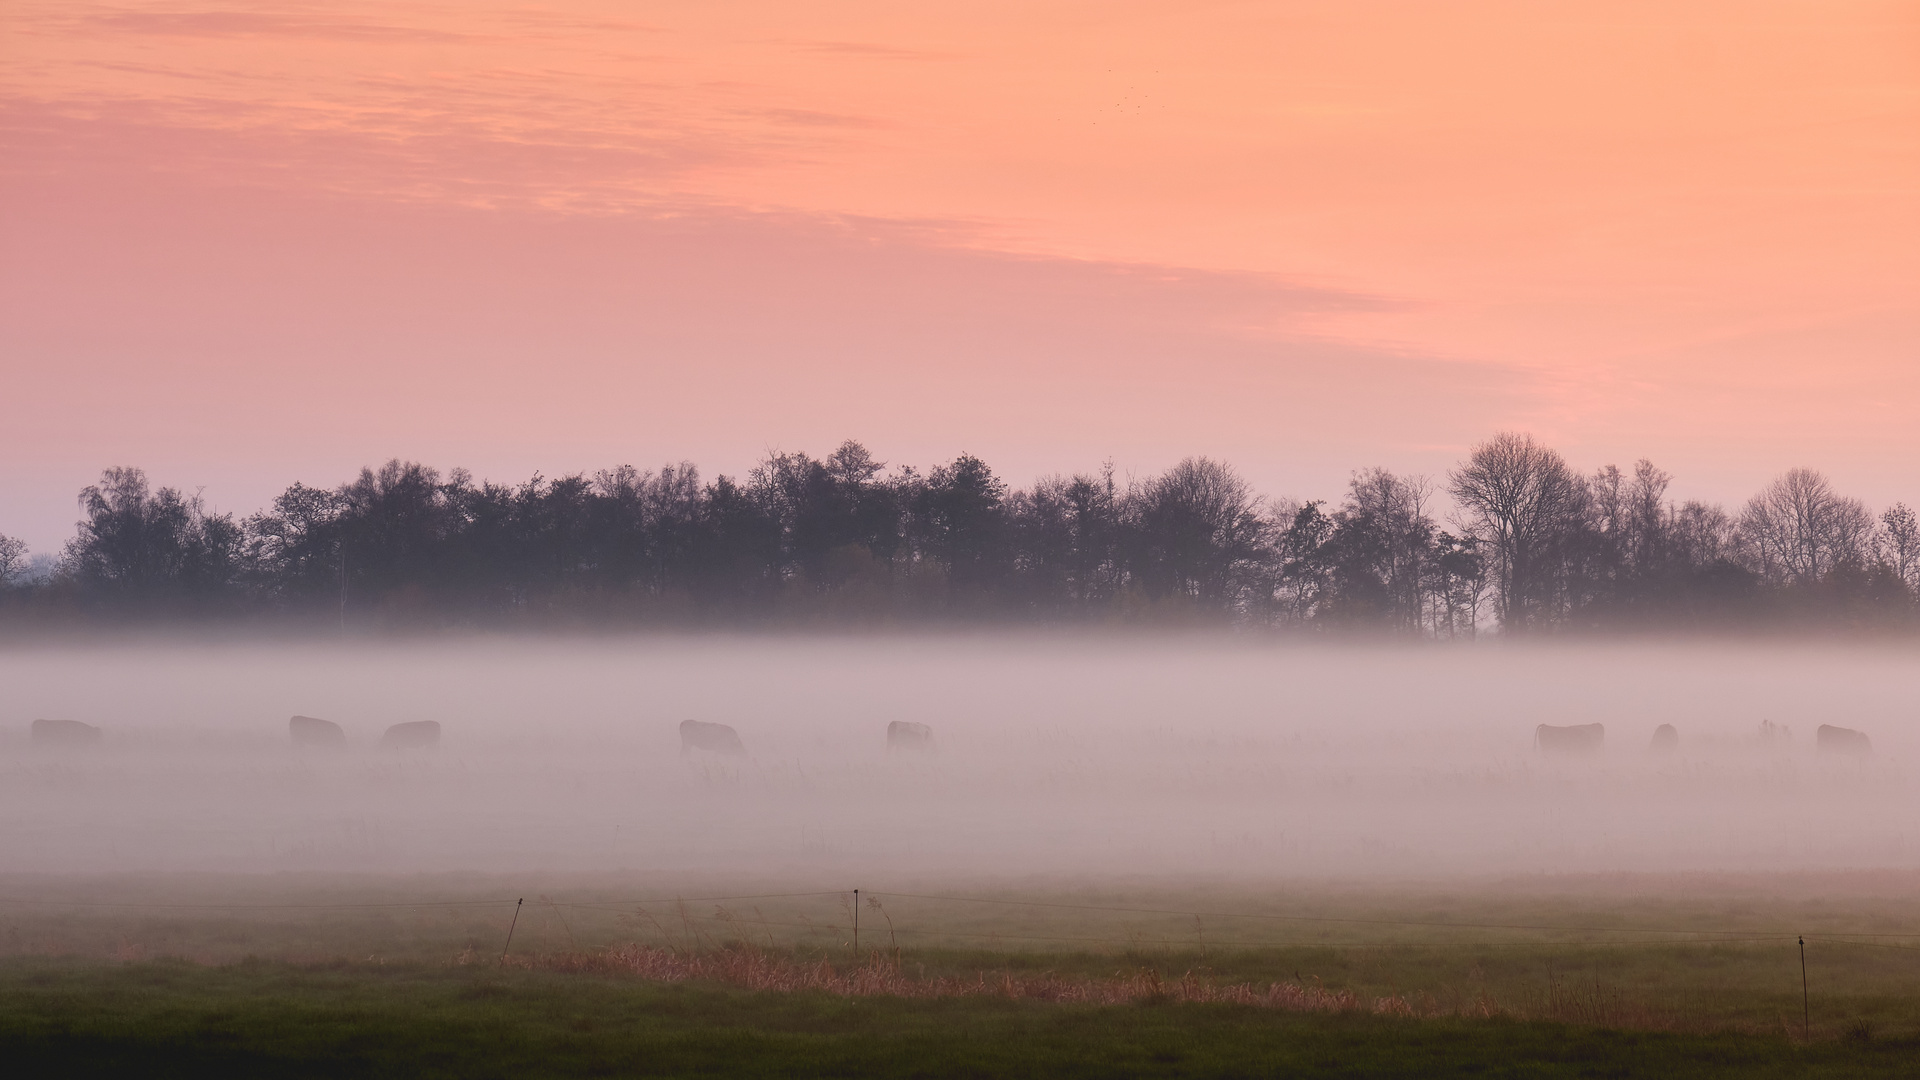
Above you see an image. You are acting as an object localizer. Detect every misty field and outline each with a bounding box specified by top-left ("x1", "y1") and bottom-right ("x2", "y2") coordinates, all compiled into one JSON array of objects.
[
  {"x1": 6, "y1": 637, "x2": 1920, "y2": 1073},
  {"x1": 5, "y1": 638, "x2": 1919, "y2": 880}
]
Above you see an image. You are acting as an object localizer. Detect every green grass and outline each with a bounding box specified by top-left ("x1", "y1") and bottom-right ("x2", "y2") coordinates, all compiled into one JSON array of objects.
[
  {"x1": 8, "y1": 874, "x2": 1920, "y2": 1075},
  {"x1": 2, "y1": 957, "x2": 1915, "y2": 1078}
]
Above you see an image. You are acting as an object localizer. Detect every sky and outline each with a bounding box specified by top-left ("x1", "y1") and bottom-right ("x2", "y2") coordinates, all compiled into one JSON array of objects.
[{"x1": 2, "y1": 0, "x2": 1916, "y2": 553}]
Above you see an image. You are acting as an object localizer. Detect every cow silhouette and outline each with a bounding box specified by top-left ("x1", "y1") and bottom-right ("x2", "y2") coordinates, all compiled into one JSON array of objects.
[
  {"x1": 382, "y1": 720, "x2": 441, "y2": 749},
  {"x1": 1535, "y1": 723, "x2": 1604, "y2": 755},
  {"x1": 680, "y1": 719, "x2": 746, "y2": 758},
  {"x1": 290, "y1": 715, "x2": 347, "y2": 748},
  {"x1": 1649, "y1": 724, "x2": 1678, "y2": 752},
  {"x1": 887, "y1": 721, "x2": 934, "y2": 752},
  {"x1": 1816, "y1": 724, "x2": 1872, "y2": 757},
  {"x1": 32, "y1": 719, "x2": 101, "y2": 747}
]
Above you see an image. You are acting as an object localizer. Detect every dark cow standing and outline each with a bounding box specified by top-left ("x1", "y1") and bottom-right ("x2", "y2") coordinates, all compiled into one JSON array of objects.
[
  {"x1": 290, "y1": 715, "x2": 347, "y2": 747},
  {"x1": 887, "y1": 721, "x2": 934, "y2": 752},
  {"x1": 1535, "y1": 723, "x2": 1604, "y2": 754},
  {"x1": 1816, "y1": 724, "x2": 1872, "y2": 757},
  {"x1": 680, "y1": 719, "x2": 746, "y2": 758},
  {"x1": 1649, "y1": 724, "x2": 1679, "y2": 752},
  {"x1": 383, "y1": 720, "x2": 441, "y2": 749},
  {"x1": 32, "y1": 719, "x2": 101, "y2": 747}
]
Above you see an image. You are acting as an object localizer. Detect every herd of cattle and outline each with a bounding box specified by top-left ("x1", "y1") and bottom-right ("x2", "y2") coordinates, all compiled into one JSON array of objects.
[
  {"x1": 288, "y1": 715, "x2": 442, "y2": 749},
  {"x1": 1535, "y1": 720, "x2": 1875, "y2": 757},
  {"x1": 16, "y1": 715, "x2": 1875, "y2": 758},
  {"x1": 678, "y1": 718, "x2": 934, "y2": 757},
  {"x1": 22, "y1": 715, "x2": 447, "y2": 749},
  {"x1": 16, "y1": 715, "x2": 939, "y2": 755}
]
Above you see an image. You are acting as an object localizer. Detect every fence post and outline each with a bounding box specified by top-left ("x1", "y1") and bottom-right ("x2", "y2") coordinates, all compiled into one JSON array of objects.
[
  {"x1": 853, "y1": 889, "x2": 860, "y2": 958},
  {"x1": 500, "y1": 898, "x2": 523, "y2": 965},
  {"x1": 1799, "y1": 936, "x2": 1808, "y2": 1041}
]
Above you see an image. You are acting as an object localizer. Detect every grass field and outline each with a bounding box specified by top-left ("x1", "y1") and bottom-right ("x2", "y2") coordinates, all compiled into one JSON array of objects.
[
  {"x1": 6, "y1": 958, "x2": 1919, "y2": 1078},
  {"x1": 5, "y1": 873, "x2": 1920, "y2": 1076}
]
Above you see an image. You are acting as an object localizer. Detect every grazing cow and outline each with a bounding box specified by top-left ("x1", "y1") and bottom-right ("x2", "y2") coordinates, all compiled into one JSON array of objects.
[
  {"x1": 1816, "y1": 724, "x2": 1872, "y2": 757},
  {"x1": 680, "y1": 719, "x2": 746, "y2": 758},
  {"x1": 887, "y1": 721, "x2": 934, "y2": 752},
  {"x1": 382, "y1": 720, "x2": 441, "y2": 749},
  {"x1": 289, "y1": 715, "x2": 347, "y2": 747},
  {"x1": 31, "y1": 718, "x2": 101, "y2": 747},
  {"x1": 1535, "y1": 723, "x2": 1604, "y2": 754},
  {"x1": 1649, "y1": 724, "x2": 1679, "y2": 752}
]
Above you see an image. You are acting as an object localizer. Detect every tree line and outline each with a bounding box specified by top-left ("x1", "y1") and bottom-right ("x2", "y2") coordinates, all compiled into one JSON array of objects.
[{"x1": 2, "y1": 432, "x2": 1916, "y2": 633}]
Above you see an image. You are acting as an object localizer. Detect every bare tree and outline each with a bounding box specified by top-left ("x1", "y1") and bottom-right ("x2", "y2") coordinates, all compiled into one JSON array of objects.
[
  {"x1": 1341, "y1": 468, "x2": 1435, "y2": 633},
  {"x1": 1429, "y1": 531, "x2": 1489, "y2": 637},
  {"x1": 1670, "y1": 500, "x2": 1734, "y2": 568},
  {"x1": 1625, "y1": 459, "x2": 1673, "y2": 574},
  {"x1": 1447, "y1": 432, "x2": 1583, "y2": 631},
  {"x1": 1878, "y1": 503, "x2": 1920, "y2": 594},
  {"x1": 0, "y1": 533, "x2": 26, "y2": 585},
  {"x1": 1737, "y1": 468, "x2": 1874, "y2": 585}
]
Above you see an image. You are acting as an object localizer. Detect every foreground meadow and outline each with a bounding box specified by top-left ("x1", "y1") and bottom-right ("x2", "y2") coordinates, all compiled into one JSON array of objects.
[
  {"x1": 5, "y1": 874, "x2": 1920, "y2": 1075},
  {"x1": 8, "y1": 958, "x2": 1919, "y2": 1079}
]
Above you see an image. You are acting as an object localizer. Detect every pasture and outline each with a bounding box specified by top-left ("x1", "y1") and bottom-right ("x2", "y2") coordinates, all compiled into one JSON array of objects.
[
  {"x1": 6, "y1": 640, "x2": 1920, "y2": 1073},
  {"x1": 6, "y1": 873, "x2": 1920, "y2": 1075}
]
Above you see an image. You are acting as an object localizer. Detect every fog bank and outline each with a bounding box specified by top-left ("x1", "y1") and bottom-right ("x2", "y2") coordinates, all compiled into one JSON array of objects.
[{"x1": 1, "y1": 637, "x2": 1915, "y2": 881}]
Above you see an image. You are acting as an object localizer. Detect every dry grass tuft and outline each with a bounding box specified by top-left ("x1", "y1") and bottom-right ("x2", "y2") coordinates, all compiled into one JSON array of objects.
[
  {"x1": 1535, "y1": 966, "x2": 1685, "y2": 1031},
  {"x1": 510, "y1": 943, "x2": 1428, "y2": 1017}
]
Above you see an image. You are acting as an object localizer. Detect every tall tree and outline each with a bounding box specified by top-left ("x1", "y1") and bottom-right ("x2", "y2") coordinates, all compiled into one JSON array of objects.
[
  {"x1": 1875, "y1": 503, "x2": 1920, "y2": 596},
  {"x1": 1132, "y1": 457, "x2": 1270, "y2": 613},
  {"x1": 750, "y1": 441, "x2": 901, "y2": 589},
  {"x1": 1625, "y1": 459, "x2": 1674, "y2": 577},
  {"x1": 0, "y1": 533, "x2": 27, "y2": 586},
  {"x1": 63, "y1": 467, "x2": 242, "y2": 606},
  {"x1": 1009, "y1": 467, "x2": 1123, "y2": 612},
  {"x1": 1737, "y1": 468, "x2": 1873, "y2": 586},
  {"x1": 1339, "y1": 468, "x2": 1436, "y2": 632},
  {"x1": 333, "y1": 460, "x2": 462, "y2": 610},
  {"x1": 909, "y1": 453, "x2": 1010, "y2": 596},
  {"x1": 1448, "y1": 432, "x2": 1584, "y2": 631}
]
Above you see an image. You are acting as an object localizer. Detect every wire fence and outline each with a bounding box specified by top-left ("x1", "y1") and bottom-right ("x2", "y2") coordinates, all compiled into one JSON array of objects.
[{"x1": 4, "y1": 887, "x2": 1912, "y2": 954}]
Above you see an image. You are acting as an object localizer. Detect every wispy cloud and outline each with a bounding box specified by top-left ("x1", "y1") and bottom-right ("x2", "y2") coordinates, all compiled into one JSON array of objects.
[
  {"x1": 86, "y1": 10, "x2": 473, "y2": 44},
  {"x1": 751, "y1": 106, "x2": 885, "y2": 129},
  {"x1": 799, "y1": 41, "x2": 959, "y2": 61}
]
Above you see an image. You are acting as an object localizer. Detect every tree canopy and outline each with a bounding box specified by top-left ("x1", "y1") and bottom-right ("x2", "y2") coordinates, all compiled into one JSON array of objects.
[{"x1": 3, "y1": 435, "x2": 1915, "y2": 633}]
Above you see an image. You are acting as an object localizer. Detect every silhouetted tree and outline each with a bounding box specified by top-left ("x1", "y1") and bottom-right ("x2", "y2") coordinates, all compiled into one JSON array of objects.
[
  {"x1": 63, "y1": 467, "x2": 243, "y2": 608},
  {"x1": 1132, "y1": 457, "x2": 1270, "y2": 614},
  {"x1": 751, "y1": 441, "x2": 901, "y2": 590},
  {"x1": 1738, "y1": 468, "x2": 1874, "y2": 587},
  {"x1": 0, "y1": 533, "x2": 26, "y2": 586},
  {"x1": 1338, "y1": 468, "x2": 1435, "y2": 632},
  {"x1": 1273, "y1": 501, "x2": 1335, "y2": 625},
  {"x1": 908, "y1": 453, "x2": 1010, "y2": 599},
  {"x1": 1429, "y1": 531, "x2": 1489, "y2": 637},
  {"x1": 17, "y1": 435, "x2": 1920, "y2": 632},
  {"x1": 1671, "y1": 500, "x2": 1735, "y2": 569},
  {"x1": 686, "y1": 473, "x2": 782, "y2": 609},
  {"x1": 1009, "y1": 467, "x2": 1124, "y2": 614},
  {"x1": 1877, "y1": 503, "x2": 1920, "y2": 596},
  {"x1": 1448, "y1": 433, "x2": 1584, "y2": 632}
]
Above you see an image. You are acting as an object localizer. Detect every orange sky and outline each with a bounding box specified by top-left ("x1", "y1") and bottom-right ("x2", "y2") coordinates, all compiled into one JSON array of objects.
[{"x1": 2, "y1": 1, "x2": 1917, "y2": 549}]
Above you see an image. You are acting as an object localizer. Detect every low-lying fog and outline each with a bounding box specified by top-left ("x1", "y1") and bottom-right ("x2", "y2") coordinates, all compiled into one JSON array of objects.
[{"x1": 1, "y1": 636, "x2": 1915, "y2": 880}]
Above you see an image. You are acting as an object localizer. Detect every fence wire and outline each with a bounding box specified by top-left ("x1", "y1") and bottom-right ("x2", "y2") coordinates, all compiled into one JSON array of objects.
[{"x1": 5, "y1": 887, "x2": 1914, "y2": 953}]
